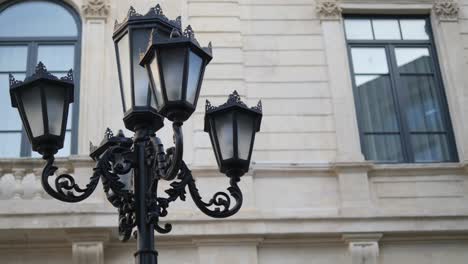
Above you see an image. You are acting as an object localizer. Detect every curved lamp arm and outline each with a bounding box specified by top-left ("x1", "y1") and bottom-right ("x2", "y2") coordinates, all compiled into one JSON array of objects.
[
  {"x1": 183, "y1": 162, "x2": 244, "y2": 218},
  {"x1": 41, "y1": 156, "x2": 100, "y2": 203},
  {"x1": 152, "y1": 122, "x2": 183, "y2": 181}
]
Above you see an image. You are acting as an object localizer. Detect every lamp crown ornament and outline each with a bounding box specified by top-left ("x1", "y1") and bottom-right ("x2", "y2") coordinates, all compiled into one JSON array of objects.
[{"x1": 115, "y1": 4, "x2": 181, "y2": 31}]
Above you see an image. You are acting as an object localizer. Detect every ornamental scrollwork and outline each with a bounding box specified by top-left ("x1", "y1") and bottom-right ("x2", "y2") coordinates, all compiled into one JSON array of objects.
[
  {"x1": 82, "y1": 0, "x2": 110, "y2": 19},
  {"x1": 433, "y1": 0, "x2": 459, "y2": 22},
  {"x1": 316, "y1": 0, "x2": 342, "y2": 21}
]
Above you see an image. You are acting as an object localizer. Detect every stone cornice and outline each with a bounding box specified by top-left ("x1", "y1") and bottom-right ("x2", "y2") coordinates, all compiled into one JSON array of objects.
[
  {"x1": 433, "y1": 0, "x2": 459, "y2": 22},
  {"x1": 316, "y1": 0, "x2": 342, "y2": 21},
  {"x1": 82, "y1": 0, "x2": 110, "y2": 20}
]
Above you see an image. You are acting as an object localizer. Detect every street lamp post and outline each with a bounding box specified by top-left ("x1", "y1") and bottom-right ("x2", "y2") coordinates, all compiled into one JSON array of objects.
[{"x1": 9, "y1": 4, "x2": 262, "y2": 264}]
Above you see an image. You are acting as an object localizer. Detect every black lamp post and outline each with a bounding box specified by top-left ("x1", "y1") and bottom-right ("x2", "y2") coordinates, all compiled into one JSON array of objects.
[{"x1": 9, "y1": 4, "x2": 262, "y2": 264}]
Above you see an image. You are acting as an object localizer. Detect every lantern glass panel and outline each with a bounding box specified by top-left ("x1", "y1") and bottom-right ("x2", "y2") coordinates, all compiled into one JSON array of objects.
[
  {"x1": 132, "y1": 29, "x2": 153, "y2": 107},
  {"x1": 215, "y1": 112, "x2": 234, "y2": 160},
  {"x1": 186, "y1": 51, "x2": 203, "y2": 105},
  {"x1": 160, "y1": 47, "x2": 185, "y2": 101},
  {"x1": 149, "y1": 55, "x2": 163, "y2": 109},
  {"x1": 117, "y1": 34, "x2": 132, "y2": 111},
  {"x1": 236, "y1": 112, "x2": 254, "y2": 160},
  {"x1": 44, "y1": 84, "x2": 66, "y2": 136},
  {"x1": 20, "y1": 86, "x2": 44, "y2": 137},
  {"x1": 209, "y1": 118, "x2": 221, "y2": 164}
]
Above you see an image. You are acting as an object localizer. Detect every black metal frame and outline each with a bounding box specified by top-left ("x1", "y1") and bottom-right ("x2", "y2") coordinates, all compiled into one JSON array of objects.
[
  {"x1": 344, "y1": 15, "x2": 458, "y2": 163},
  {"x1": 0, "y1": 0, "x2": 81, "y2": 157},
  {"x1": 8, "y1": 4, "x2": 263, "y2": 264}
]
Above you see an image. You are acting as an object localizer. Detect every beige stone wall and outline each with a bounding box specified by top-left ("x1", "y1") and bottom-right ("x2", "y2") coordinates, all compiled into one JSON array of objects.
[{"x1": 1, "y1": 0, "x2": 468, "y2": 263}]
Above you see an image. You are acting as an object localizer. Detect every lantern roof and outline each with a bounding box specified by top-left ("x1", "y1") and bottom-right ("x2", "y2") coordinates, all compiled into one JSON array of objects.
[
  {"x1": 204, "y1": 91, "x2": 263, "y2": 133},
  {"x1": 9, "y1": 62, "x2": 74, "y2": 107},
  {"x1": 113, "y1": 4, "x2": 181, "y2": 38}
]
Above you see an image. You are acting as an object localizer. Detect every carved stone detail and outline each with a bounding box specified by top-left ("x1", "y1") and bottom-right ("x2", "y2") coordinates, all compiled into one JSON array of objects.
[
  {"x1": 433, "y1": 0, "x2": 459, "y2": 22},
  {"x1": 316, "y1": 0, "x2": 342, "y2": 21},
  {"x1": 343, "y1": 234, "x2": 382, "y2": 264},
  {"x1": 82, "y1": 0, "x2": 110, "y2": 19}
]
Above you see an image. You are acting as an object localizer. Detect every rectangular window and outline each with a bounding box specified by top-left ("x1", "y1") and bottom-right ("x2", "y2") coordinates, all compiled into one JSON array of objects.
[{"x1": 344, "y1": 16, "x2": 457, "y2": 163}]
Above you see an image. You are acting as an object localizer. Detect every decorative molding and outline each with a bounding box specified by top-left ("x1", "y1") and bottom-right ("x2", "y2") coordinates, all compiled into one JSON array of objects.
[
  {"x1": 343, "y1": 234, "x2": 382, "y2": 264},
  {"x1": 82, "y1": 0, "x2": 110, "y2": 20},
  {"x1": 316, "y1": 0, "x2": 342, "y2": 21},
  {"x1": 433, "y1": 0, "x2": 459, "y2": 22}
]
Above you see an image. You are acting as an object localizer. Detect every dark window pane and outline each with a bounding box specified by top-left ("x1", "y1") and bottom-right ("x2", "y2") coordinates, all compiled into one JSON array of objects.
[
  {"x1": 400, "y1": 19, "x2": 429, "y2": 40},
  {"x1": 395, "y1": 48, "x2": 432, "y2": 73},
  {"x1": 37, "y1": 45, "x2": 74, "y2": 71},
  {"x1": 0, "y1": 73, "x2": 24, "y2": 131},
  {"x1": 372, "y1": 19, "x2": 401, "y2": 40},
  {"x1": 401, "y1": 76, "x2": 445, "y2": 132},
  {"x1": 355, "y1": 75, "x2": 400, "y2": 132},
  {"x1": 344, "y1": 19, "x2": 373, "y2": 40},
  {"x1": 0, "y1": 46, "x2": 28, "y2": 72},
  {"x1": 411, "y1": 134, "x2": 451, "y2": 162},
  {"x1": 0, "y1": 1, "x2": 77, "y2": 37},
  {"x1": 351, "y1": 48, "x2": 389, "y2": 74},
  {"x1": 363, "y1": 134, "x2": 403, "y2": 162},
  {"x1": 0, "y1": 132, "x2": 22, "y2": 157}
]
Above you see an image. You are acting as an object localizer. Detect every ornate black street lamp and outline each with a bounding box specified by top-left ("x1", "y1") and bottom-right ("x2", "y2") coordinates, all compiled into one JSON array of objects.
[{"x1": 9, "y1": 4, "x2": 262, "y2": 264}]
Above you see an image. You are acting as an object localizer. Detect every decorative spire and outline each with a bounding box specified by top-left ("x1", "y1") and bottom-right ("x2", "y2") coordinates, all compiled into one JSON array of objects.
[
  {"x1": 127, "y1": 6, "x2": 138, "y2": 17},
  {"x1": 154, "y1": 4, "x2": 163, "y2": 15},
  {"x1": 183, "y1": 25, "x2": 195, "y2": 39}
]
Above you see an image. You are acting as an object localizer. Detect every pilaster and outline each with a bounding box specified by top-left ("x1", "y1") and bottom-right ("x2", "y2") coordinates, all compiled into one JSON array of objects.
[
  {"x1": 78, "y1": 0, "x2": 111, "y2": 154},
  {"x1": 67, "y1": 230, "x2": 109, "y2": 264},
  {"x1": 430, "y1": 0, "x2": 468, "y2": 162},
  {"x1": 316, "y1": 0, "x2": 365, "y2": 163},
  {"x1": 194, "y1": 238, "x2": 261, "y2": 264}
]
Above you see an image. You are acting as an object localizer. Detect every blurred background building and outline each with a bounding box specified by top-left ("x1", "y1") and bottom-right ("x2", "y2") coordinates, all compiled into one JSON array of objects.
[{"x1": 0, "y1": 0, "x2": 468, "y2": 263}]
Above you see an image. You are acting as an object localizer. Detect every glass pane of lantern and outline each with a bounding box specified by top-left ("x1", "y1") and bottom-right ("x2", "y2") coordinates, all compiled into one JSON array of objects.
[
  {"x1": 131, "y1": 29, "x2": 152, "y2": 107},
  {"x1": 236, "y1": 112, "x2": 254, "y2": 160},
  {"x1": 44, "y1": 85, "x2": 66, "y2": 136},
  {"x1": 149, "y1": 55, "x2": 163, "y2": 108},
  {"x1": 160, "y1": 48, "x2": 185, "y2": 101},
  {"x1": 186, "y1": 51, "x2": 203, "y2": 105},
  {"x1": 20, "y1": 86, "x2": 44, "y2": 137},
  {"x1": 209, "y1": 119, "x2": 221, "y2": 165},
  {"x1": 117, "y1": 34, "x2": 132, "y2": 111},
  {"x1": 215, "y1": 112, "x2": 234, "y2": 160}
]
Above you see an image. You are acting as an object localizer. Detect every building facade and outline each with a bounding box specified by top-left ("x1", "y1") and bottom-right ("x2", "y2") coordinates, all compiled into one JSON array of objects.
[{"x1": 0, "y1": 0, "x2": 468, "y2": 263}]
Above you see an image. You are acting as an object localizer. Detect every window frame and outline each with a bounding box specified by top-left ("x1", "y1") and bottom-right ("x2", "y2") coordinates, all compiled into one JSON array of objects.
[
  {"x1": 344, "y1": 15, "x2": 458, "y2": 163},
  {"x1": 0, "y1": 0, "x2": 81, "y2": 157}
]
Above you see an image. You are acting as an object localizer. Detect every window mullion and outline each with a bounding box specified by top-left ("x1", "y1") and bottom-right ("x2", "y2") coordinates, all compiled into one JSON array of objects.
[{"x1": 387, "y1": 44, "x2": 414, "y2": 163}]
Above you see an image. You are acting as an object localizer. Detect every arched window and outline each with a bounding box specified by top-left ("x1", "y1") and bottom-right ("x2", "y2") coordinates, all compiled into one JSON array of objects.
[{"x1": 0, "y1": 0, "x2": 81, "y2": 157}]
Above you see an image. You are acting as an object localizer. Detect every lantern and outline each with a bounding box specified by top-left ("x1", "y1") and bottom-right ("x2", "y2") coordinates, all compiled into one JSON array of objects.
[
  {"x1": 9, "y1": 62, "x2": 74, "y2": 157},
  {"x1": 113, "y1": 4, "x2": 181, "y2": 131},
  {"x1": 204, "y1": 91, "x2": 262, "y2": 177},
  {"x1": 140, "y1": 26, "x2": 213, "y2": 122}
]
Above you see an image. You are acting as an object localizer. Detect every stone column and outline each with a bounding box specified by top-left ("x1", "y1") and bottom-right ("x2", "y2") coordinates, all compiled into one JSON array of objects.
[
  {"x1": 430, "y1": 0, "x2": 468, "y2": 162},
  {"x1": 343, "y1": 233, "x2": 382, "y2": 264},
  {"x1": 78, "y1": 0, "x2": 111, "y2": 154},
  {"x1": 67, "y1": 230, "x2": 109, "y2": 264},
  {"x1": 194, "y1": 238, "x2": 261, "y2": 264},
  {"x1": 316, "y1": 0, "x2": 365, "y2": 163},
  {"x1": 335, "y1": 163, "x2": 373, "y2": 216}
]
